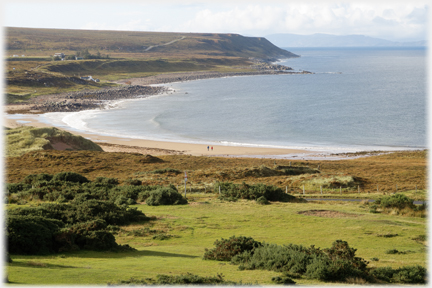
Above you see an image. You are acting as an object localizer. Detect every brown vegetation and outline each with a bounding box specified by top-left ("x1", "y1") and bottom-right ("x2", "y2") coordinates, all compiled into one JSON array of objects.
[{"x1": 5, "y1": 150, "x2": 426, "y2": 196}]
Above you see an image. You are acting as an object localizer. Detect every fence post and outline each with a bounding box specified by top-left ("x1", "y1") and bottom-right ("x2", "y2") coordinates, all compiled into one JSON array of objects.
[
  {"x1": 320, "y1": 186, "x2": 322, "y2": 195},
  {"x1": 219, "y1": 186, "x2": 221, "y2": 195},
  {"x1": 340, "y1": 186, "x2": 342, "y2": 195},
  {"x1": 303, "y1": 185, "x2": 305, "y2": 195},
  {"x1": 358, "y1": 185, "x2": 360, "y2": 193},
  {"x1": 286, "y1": 186, "x2": 288, "y2": 194},
  {"x1": 377, "y1": 185, "x2": 379, "y2": 193},
  {"x1": 289, "y1": 162, "x2": 291, "y2": 166}
]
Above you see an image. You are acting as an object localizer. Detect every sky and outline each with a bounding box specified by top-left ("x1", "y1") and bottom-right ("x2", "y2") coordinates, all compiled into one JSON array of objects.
[{"x1": 2, "y1": 0, "x2": 429, "y2": 42}]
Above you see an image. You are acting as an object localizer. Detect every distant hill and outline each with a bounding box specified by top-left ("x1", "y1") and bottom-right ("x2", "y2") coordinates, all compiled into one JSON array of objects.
[
  {"x1": 265, "y1": 33, "x2": 427, "y2": 48},
  {"x1": 6, "y1": 27, "x2": 298, "y2": 59}
]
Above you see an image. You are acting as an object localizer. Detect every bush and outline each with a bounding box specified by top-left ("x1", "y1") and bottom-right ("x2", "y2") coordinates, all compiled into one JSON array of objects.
[
  {"x1": 203, "y1": 235, "x2": 262, "y2": 261},
  {"x1": 215, "y1": 181, "x2": 304, "y2": 202},
  {"x1": 123, "y1": 179, "x2": 142, "y2": 186},
  {"x1": 371, "y1": 265, "x2": 426, "y2": 284},
  {"x1": 7, "y1": 215, "x2": 63, "y2": 255},
  {"x1": 146, "y1": 187, "x2": 188, "y2": 206},
  {"x1": 94, "y1": 177, "x2": 119, "y2": 185},
  {"x1": 271, "y1": 276, "x2": 296, "y2": 284},
  {"x1": 52, "y1": 172, "x2": 89, "y2": 184},
  {"x1": 22, "y1": 173, "x2": 53, "y2": 184},
  {"x1": 256, "y1": 196, "x2": 269, "y2": 205},
  {"x1": 109, "y1": 273, "x2": 237, "y2": 285},
  {"x1": 375, "y1": 194, "x2": 415, "y2": 210},
  {"x1": 229, "y1": 239, "x2": 369, "y2": 282}
]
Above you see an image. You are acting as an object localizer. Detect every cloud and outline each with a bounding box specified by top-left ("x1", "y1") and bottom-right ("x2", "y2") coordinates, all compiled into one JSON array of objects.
[
  {"x1": 179, "y1": 3, "x2": 427, "y2": 41},
  {"x1": 81, "y1": 19, "x2": 151, "y2": 31}
]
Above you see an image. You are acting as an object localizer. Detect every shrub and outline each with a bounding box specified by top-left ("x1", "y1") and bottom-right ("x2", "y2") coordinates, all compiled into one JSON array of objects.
[
  {"x1": 256, "y1": 196, "x2": 269, "y2": 205},
  {"x1": 375, "y1": 194, "x2": 415, "y2": 210},
  {"x1": 371, "y1": 265, "x2": 426, "y2": 284},
  {"x1": 6, "y1": 183, "x2": 32, "y2": 194},
  {"x1": 151, "y1": 168, "x2": 181, "y2": 174},
  {"x1": 94, "y1": 177, "x2": 119, "y2": 185},
  {"x1": 229, "y1": 239, "x2": 369, "y2": 282},
  {"x1": 146, "y1": 187, "x2": 187, "y2": 206},
  {"x1": 123, "y1": 179, "x2": 142, "y2": 186},
  {"x1": 22, "y1": 173, "x2": 53, "y2": 184},
  {"x1": 52, "y1": 172, "x2": 89, "y2": 184},
  {"x1": 109, "y1": 273, "x2": 237, "y2": 285},
  {"x1": 203, "y1": 235, "x2": 262, "y2": 261},
  {"x1": 7, "y1": 215, "x2": 63, "y2": 255},
  {"x1": 272, "y1": 276, "x2": 296, "y2": 284},
  {"x1": 215, "y1": 181, "x2": 304, "y2": 202}
]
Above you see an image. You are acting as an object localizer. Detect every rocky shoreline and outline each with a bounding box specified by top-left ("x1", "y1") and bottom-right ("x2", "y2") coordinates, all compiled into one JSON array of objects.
[{"x1": 7, "y1": 69, "x2": 313, "y2": 114}]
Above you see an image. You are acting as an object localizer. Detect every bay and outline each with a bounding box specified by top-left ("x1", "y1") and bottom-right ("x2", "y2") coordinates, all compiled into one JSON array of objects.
[{"x1": 43, "y1": 47, "x2": 427, "y2": 153}]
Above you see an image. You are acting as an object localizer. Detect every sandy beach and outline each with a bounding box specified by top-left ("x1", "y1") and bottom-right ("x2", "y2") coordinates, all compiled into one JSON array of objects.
[{"x1": 4, "y1": 113, "x2": 313, "y2": 157}]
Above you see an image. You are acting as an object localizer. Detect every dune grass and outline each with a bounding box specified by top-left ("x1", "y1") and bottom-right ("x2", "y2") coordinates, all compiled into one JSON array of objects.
[
  {"x1": 5, "y1": 126, "x2": 103, "y2": 157},
  {"x1": 7, "y1": 196, "x2": 426, "y2": 285}
]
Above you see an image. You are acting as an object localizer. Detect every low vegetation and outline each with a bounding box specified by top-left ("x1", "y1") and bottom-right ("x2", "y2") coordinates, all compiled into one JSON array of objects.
[
  {"x1": 204, "y1": 236, "x2": 426, "y2": 284},
  {"x1": 6, "y1": 126, "x2": 103, "y2": 157}
]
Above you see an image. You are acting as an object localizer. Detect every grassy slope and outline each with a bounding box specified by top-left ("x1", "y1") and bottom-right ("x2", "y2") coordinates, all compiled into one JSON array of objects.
[
  {"x1": 6, "y1": 27, "x2": 296, "y2": 100},
  {"x1": 7, "y1": 198, "x2": 426, "y2": 285},
  {"x1": 5, "y1": 126, "x2": 103, "y2": 157}
]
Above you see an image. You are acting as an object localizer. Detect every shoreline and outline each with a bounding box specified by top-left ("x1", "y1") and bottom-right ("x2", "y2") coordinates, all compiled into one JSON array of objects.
[{"x1": 4, "y1": 70, "x2": 421, "y2": 159}]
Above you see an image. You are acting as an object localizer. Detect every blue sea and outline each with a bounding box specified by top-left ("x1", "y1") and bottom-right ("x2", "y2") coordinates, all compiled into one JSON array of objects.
[{"x1": 40, "y1": 47, "x2": 427, "y2": 154}]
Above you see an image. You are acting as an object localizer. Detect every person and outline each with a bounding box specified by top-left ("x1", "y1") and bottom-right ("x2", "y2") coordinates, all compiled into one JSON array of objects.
[
  {"x1": 211, "y1": 146, "x2": 213, "y2": 151},
  {"x1": 207, "y1": 146, "x2": 209, "y2": 151}
]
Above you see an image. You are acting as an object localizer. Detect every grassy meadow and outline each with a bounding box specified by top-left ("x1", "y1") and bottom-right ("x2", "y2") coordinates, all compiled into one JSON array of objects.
[{"x1": 7, "y1": 195, "x2": 426, "y2": 285}]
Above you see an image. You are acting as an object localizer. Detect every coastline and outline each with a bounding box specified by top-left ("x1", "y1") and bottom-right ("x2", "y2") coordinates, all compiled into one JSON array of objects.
[
  {"x1": 5, "y1": 70, "x2": 419, "y2": 159},
  {"x1": 5, "y1": 70, "x2": 320, "y2": 158}
]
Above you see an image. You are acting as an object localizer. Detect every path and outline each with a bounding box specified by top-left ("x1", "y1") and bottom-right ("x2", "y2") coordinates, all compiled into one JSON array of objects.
[{"x1": 144, "y1": 36, "x2": 186, "y2": 52}]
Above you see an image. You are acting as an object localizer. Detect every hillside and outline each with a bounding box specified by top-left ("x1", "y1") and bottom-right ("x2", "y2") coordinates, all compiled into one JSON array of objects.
[
  {"x1": 5, "y1": 126, "x2": 103, "y2": 157},
  {"x1": 6, "y1": 27, "x2": 297, "y2": 59}
]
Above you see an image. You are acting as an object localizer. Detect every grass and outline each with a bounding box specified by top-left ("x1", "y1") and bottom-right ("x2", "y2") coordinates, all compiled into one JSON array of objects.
[
  {"x1": 6, "y1": 197, "x2": 426, "y2": 285},
  {"x1": 6, "y1": 150, "x2": 427, "y2": 200},
  {"x1": 5, "y1": 126, "x2": 103, "y2": 157}
]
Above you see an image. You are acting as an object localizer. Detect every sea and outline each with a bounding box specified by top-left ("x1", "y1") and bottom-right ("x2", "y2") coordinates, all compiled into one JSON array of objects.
[{"x1": 36, "y1": 47, "x2": 427, "y2": 155}]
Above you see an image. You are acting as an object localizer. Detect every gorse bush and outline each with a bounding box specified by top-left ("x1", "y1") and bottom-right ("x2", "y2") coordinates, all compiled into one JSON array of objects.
[
  {"x1": 214, "y1": 181, "x2": 305, "y2": 202},
  {"x1": 6, "y1": 172, "x2": 186, "y2": 206},
  {"x1": 146, "y1": 186, "x2": 188, "y2": 206},
  {"x1": 371, "y1": 265, "x2": 426, "y2": 284},
  {"x1": 376, "y1": 193, "x2": 415, "y2": 210},
  {"x1": 7, "y1": 215, "x2": 64, "y2": 255},
  {"x1": 109, "y1": 273, "x2": 239, "y2": 285},
  {"x1": 203, "y1": 235, "x2": 263, "y2": 261},
  {"x1": 7, "y1": 198, "x2": 148, "y2": 254},
  {"x1": 207, "y1": 237, "x2": 371, "y2": 282}
]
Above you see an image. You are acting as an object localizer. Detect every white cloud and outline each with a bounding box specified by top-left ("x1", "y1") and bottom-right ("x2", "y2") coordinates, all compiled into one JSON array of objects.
[
  {"x1": 81, "y1": 19, "x2": 151, "y2": 31},
  {"x1": 179, "y1": 3, "x2": 427, "y2": 41}
]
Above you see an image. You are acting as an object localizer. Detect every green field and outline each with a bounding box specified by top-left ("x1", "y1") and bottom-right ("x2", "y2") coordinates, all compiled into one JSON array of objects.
[{"x1": 7, "y1": 195, "x2": 426, "y2": 285}]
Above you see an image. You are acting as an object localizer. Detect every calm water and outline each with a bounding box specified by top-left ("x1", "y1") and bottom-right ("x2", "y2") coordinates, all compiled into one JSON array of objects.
[{"x1": 42, "y1": 47, "x2": 427, "y2": 153}]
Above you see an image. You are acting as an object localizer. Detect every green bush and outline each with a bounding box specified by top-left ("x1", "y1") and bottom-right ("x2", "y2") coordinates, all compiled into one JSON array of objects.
[
  {"x1": 94, "y1": 177, "x2": 119, "y2": 185},
  {"x1": 22, "y1": 173, "x2": 53, "y2": 184},
  {"x1": 151, "y1": 168, "x2": 181, "y2": 174},
  {"x1": 215, "y1": 181, "x2": 303, "y2": 202},
  {"x1": 109, "y1": 273, "x2": 237, "y2": 285},
  {"x1": 146, "y1": 187, "x2": 188, "y2": 206},
  {"x1": 256, "y1": 196, "x2": 269, "y2": 205},
  {"x1": 230, "y1": 240, "x2": 369, "y2": 282},
  {"x1": 52, "y1": 172, "x2": 89, "y2": 184},
  {"x1": 375, "y1": 194, "x2": 415, "y2": 210},
  {"x1": 123, "y1": 179, "x2": 142, "y2": 186},
  {"x1": 371, "y1": 265, "x2": 426, "y2": 284},
  {"x1": 271, "y1": 276, "x2": 296, "y2": 284},
  {"x1": 203, "y1": 235, "x2": 262, "y2": 261},
  {"x1": 7, "y1": 215, "x2": 63, "y2": 255}
]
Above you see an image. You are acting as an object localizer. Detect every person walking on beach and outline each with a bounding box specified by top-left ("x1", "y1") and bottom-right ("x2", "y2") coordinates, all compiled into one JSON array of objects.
[
  {"x1": 207, "y1": 146, "x2": 209, "y2": 151},
  {"x1": 211, "y1": 146, "x2": 213, "y2": 151}
]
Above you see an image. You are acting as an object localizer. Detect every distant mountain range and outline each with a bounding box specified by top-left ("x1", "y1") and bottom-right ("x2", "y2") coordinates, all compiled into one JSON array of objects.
[{"x1": 265, "y1": 33, "x2": 427, "y2": 48}]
